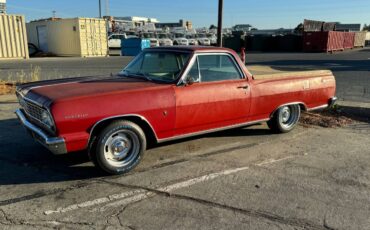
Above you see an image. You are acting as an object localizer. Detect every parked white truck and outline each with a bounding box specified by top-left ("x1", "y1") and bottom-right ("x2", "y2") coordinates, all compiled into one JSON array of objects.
[
  {"x1": 157, "y1": 33, "x2": 173, "y2": 46},
  {"x1": 172, "y1": 33, "x2": 189, "y2": 46}
]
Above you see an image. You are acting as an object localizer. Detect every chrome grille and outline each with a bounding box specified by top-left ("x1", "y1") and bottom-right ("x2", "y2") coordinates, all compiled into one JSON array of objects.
[{"x1": 18, "y1": 97, "x2": 45, "y2": 122}]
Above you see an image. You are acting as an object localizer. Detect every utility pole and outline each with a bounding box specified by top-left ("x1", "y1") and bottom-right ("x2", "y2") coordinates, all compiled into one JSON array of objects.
[
  {"x1": 99, "y1": 0, "x2": 102, "y2": 18},
  {"x1": 217, "y1": 0, "x2": 223, "y2": 47}
]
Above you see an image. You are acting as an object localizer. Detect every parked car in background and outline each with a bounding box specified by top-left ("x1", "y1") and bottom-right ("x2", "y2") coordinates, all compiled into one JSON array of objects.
[
  {"x1": 108, "y1": 34, "x2": 127, "y2": 49},
  {"x1": 173, "y1": 33, "x2": 189, "y2": 46},
  {"x1": 15, "y1": 46, "x2": 337, "y2": 175},
  {"x1": 157, "y1": 33, "x2": 173, "y2": 46},
  {"x1": 142, "y1": 32, "x2": 159, "y2": 47},
  {"x1": 196, "y1": 33, "x2": 211, "y2": 46},
  {"x1": 186, "y1": 34, "x2": 199, "y2": 45},
  {"x1": 207, "y1": 33, "x2": 218, "y2": 45}
]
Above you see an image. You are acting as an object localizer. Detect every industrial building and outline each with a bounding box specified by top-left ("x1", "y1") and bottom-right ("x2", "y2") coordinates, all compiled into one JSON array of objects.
[
  {"x1": 0, "y1": 0, "x2": 6, "y2": 14},
  {"x1": 335, "y1": 23, "x2": 361, "y2": 32},
  {"x1": 155, "y1": 19, "x2": 193, "y2": 30}
]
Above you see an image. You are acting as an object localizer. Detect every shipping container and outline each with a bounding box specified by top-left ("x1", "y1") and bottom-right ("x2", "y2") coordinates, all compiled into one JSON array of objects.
[
  {"x1": 245, "y1": 35, "x2": 273, "y2": 52},
  {"x1": 353, "y1": 32, "x2": 366, "y2": 48},
  {"x1": 224, "y1": 36, "x2": 245, "y2": 52},
  {"x1": 322, "y1": 22, "x2": 336, "y2": 32},
  {"x1": 366, "y1": 32, "x2": 370, "y2": 41},
  {"x1": 303, "y1": 31, "x2": 344, "y2": 52},
  {"x1": 27, "y1": 18, "x2": 108, "y2": 57},
  {"x1": 365, "y1": 32, "x2": 370, "y2": 46},
  {"x1": 303, "y1": 19, "x2": 323, "y2": 32},
  {"x1": 276, "y1": 35, "x2": 303, "y2": 52},
  {"x1": 0, "y1": 14, "x2": 29, "y2": 59},
  {"x1": 343, "y1": 32, "x2": 355, "y2": 49}
]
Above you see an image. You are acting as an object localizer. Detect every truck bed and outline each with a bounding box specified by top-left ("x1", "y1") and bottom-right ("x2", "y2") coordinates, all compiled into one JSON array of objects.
[{"x1": 248, "y1": 65, "x2": 332, "y2": 80}]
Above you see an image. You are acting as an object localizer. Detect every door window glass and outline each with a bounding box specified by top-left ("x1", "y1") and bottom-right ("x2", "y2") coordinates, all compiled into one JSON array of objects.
[{"x1": 198, "y1": 55, "x2": 242, "y2": 82}]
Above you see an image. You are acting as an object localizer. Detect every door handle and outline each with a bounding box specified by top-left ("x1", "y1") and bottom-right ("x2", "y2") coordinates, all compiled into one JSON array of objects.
[{"x1": 237, "y1": 85, "x2": 249, "y2": 89}]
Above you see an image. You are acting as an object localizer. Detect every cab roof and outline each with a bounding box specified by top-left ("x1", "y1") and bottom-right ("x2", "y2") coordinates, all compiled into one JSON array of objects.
[{"x1": 146, "y1": 46, "x2": 236, "y2": 54}]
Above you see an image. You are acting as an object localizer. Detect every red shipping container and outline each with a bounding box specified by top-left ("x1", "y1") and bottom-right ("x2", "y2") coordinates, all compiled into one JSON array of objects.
[
  {"x1": 303, "y1": 31, "x2": 344, "y2": 52},
  {"x1": 343, "y1": 32, "x2": 355, "y2": 49}
]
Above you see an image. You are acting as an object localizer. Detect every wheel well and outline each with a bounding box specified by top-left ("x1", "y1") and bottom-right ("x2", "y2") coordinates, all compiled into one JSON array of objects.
[
  {"x1": 89, "y1": 116, "x2": 157, "y2": 148},
  {"x1": 270, "y1": 103, "x2": 307, "y2": 118}
]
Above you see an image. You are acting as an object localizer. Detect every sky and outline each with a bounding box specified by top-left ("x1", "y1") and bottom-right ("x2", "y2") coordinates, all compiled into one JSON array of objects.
[{"x1": 6, "y1": 0, "x2": 370, "y2": 29}]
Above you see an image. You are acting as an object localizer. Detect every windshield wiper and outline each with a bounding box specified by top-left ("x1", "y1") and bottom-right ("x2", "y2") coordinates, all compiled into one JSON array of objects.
[{"x1": 120, "y1": 71, "x2": 154, "y2": 82}]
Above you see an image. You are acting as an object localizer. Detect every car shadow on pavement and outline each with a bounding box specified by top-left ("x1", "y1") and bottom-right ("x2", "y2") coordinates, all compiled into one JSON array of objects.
[
  {"x1": 0, "y1": 119, "x2": 273, "y2": 186},
  {"x1": 338, "y1": 105, "x2": 370, "y2": 123},
  {"x1": 0, "y1": 118, "x2": 104, "y2": 186}
]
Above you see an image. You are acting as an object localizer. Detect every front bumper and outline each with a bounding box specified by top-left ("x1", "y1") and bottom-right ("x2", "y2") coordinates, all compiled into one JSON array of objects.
[{"x1": 15, "y1": 109, "x2": 67, "y2": 155}]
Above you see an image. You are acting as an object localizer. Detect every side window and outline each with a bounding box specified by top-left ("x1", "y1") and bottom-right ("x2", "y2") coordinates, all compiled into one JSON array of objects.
[
  {"x1": 185, "y1": 58, "x2": 200, "y2": 83},
  {"x1": 198, "y1": 55, "x2": 242, "y2": 82}
]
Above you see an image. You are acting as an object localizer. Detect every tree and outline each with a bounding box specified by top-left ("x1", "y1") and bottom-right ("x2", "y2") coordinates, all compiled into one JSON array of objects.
[
  {"x1": 209, "y1": 24, "x2": 217, "y2": 30},
  {"x1": 363, "y1": 24, "x2": 370, "y2": 31},
  {"x1": 294, "y1": 23, "x2": 304, "y2": 34}
]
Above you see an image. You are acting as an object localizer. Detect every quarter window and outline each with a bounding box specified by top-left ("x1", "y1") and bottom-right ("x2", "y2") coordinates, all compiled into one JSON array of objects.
[
  {"x1": 198, "y1": 55, "x2": 242, "y2": 82},
  {"x1": 184, "y1": 59, "x2": 200, "y2": 83}
]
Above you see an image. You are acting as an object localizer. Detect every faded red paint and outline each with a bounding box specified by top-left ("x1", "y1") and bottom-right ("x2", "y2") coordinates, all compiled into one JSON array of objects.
[{"x1": 20, "y1": 47, "x2": 336, "y2": 153}]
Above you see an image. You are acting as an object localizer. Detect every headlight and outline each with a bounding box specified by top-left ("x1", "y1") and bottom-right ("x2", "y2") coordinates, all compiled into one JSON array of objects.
[{"x1": 41, "y1": 110, "x2": 53, "y2": 127}]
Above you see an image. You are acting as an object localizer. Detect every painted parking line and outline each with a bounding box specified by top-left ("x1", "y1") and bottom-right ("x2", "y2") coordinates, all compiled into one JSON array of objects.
[{"x1": 44, "y1": 156, "x2": 298, "y2": 215}]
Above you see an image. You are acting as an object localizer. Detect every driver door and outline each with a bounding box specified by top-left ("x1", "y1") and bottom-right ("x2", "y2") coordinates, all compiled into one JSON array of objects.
[{"x1": 174, "y1": 54, "x2": 251, "y2": 136}]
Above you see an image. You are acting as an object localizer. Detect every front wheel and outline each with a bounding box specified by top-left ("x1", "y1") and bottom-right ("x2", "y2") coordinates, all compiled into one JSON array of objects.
[
  {"x1": 268, "y1": 104, "x2": 301, "y2": 133},
  {"x1": 90, "y1": 120, "x2": 146, "y2": 175}
]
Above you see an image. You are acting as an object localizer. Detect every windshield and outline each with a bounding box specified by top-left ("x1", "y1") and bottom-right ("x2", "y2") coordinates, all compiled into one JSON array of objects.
[
  {"x1": 143, "y1": 33, "x2": 154, "y2": 38},
  {"x1": 175, "y1": 33, "x2": 185, "y2": 38},
  {"x1": 158, "y1": 34, "x2": 169, "y2": 39},
  {"x1": 196, "y1": 34, "x2": 207, "y2": 38},
  {"x1": 120, "y1": 51, "x2": 191, "y2": 83}
]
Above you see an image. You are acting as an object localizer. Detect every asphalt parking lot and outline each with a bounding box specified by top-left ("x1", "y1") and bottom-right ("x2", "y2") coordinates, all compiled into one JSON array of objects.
[
  {"x1": 0, "y1": 92, "x2": 370, "y2": 229},
  {"x1": 1, "y1": 49, "x2": 370, "y2": 229}
]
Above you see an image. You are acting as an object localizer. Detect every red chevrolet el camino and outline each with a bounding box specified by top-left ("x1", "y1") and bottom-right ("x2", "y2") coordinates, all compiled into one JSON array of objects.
[{"x1": 15, "y1": 47, "x2": 336, "y2": 174}]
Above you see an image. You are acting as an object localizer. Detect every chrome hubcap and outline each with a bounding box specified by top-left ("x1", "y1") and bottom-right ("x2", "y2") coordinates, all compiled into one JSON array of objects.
[
  {"x1": 279, "y1": 105, "x2": 300, "y2": 130},
  {"x1": 281, "y1": 107, "x2": 291, "y2": 123},
  {"x1": 103, "y1": 130, "x2": 140, "y2": 168},
  {"x1": 110, "y1": 136, "x2": 131, "y2": 160}
]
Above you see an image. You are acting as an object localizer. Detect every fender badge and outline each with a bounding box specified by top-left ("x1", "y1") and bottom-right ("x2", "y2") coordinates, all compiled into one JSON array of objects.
[{"x1": 65, "y1": 114, "x2": 89, "y2": 120}]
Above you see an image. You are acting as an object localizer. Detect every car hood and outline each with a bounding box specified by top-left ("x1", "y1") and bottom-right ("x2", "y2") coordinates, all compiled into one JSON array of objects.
[{"x1": 17, "y1": 75, "x2": 168, "y2": 107}]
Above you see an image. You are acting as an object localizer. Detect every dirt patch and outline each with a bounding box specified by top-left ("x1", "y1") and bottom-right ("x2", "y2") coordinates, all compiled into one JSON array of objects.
[
  {"x1": 0, "y1": 82, "x2": 16, "y2": 95},
  {"x1": 300, "y1": 109, "x2": 354, "y2": 128}
]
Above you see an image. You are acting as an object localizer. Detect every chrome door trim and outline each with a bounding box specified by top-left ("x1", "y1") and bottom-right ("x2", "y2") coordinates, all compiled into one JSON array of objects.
[{"x1": 157, "y1": 118, "x2": 269, "y2": 143}]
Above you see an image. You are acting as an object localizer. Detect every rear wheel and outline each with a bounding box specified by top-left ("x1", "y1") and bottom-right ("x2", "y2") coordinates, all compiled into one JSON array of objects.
[
  {"x1": 89, "y1": 120, "x2": 146, "y2": 175},
  {"x1": 268, "y1": 104, "x2": 301, "y2": 133}
]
